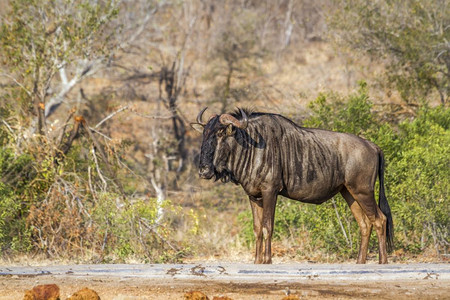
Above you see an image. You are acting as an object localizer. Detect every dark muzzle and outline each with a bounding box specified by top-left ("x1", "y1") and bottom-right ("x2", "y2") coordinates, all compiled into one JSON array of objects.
[{"x1": 199, "y1": 164, "x2": 215, "y2": 179}]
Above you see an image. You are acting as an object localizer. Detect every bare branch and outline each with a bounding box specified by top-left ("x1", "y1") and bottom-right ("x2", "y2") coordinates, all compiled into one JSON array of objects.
[
  {"x1": 332, "y1": 198, "x2": 351, "y2": 247},
  {"x1": 1, "y1": 119, "x2": 15, "y2": 138},
  {"x1": 92, "y1": 146, "x2": 108, "y2": 190},
  {"x1": 95, "y1": 105, "x2": 130, "y2": 128},
  {"x1": 130, "y1": 110, "x2": 173, "y2": 119},
  {"x1": 0, "y1": 73, "x2": 32, "y2": 96},
  {"x1": 45, "y1": 59, "x2": 104, "y2": 118},
  {"x1": 88, "y1": 128, "x2": 113, "y2": 141}
]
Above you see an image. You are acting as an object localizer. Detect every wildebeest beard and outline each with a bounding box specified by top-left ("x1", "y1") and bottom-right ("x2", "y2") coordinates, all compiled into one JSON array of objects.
[{"x1": 214, "y1": 168, "x2": 239, "y2": 184}]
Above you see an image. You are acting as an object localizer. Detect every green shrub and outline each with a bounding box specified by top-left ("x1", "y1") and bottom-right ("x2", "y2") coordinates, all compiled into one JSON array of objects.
[
  {"x1": 0, "y1": 143, "x2": 34, "y2": 252},
  {"x1": 328, "y1": 0, "x2": 450, "y2": 104},
  {"x1": 388, "y1": 107, "x2": 449, "y2": 254},
  {"x1": 0, "y1": 116, "x2": 184, "y2": 261},
  {"x1": 304, "y1": 81, "x2": 375, "y2": 135}
]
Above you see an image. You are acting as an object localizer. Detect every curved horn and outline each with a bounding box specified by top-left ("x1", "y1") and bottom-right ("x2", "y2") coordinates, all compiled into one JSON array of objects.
[
  {"x1": 196, "y1": 107, "x2": 208, "y2": 125},
  {"x1": 239, "y1": 108, "x2": 248, "y2": 129},
  {"x1": 219, "y1": 112, "x2": 247, "y2": 129}
]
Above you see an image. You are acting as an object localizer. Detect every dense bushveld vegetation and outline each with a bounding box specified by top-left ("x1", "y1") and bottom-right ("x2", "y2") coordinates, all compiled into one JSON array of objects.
[{"x1": 0, "y1": 0, "x2": 448, "y2": 263}]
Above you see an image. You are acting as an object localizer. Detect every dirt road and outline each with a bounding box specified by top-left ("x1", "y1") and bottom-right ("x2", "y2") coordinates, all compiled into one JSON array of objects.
[{"x1": 1, "y1": 263, "x2": 449, "y2": 299}]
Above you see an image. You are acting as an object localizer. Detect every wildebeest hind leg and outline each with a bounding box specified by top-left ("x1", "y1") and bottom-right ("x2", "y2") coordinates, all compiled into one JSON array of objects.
[
  {"x1": 341, "y1": 188, "x2": 372, "y2": 264},
  {"x1": 249, "y1": 196, "x2": 264, "y2": 264},
  {"x1": 345, "y1": 187, "x2": 388, "y2": 264}
]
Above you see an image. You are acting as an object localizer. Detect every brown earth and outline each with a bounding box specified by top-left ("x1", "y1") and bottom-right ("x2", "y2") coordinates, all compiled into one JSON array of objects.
[{"x1": 1, "y1": 274, "x2": 448, "y2": 300}]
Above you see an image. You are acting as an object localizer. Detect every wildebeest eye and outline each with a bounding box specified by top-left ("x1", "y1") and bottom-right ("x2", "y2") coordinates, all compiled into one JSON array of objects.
[
  {"x1": 217, "y1": 129, "x2": 225, "y2": 137},
  {"x1": 217, "y1": 125, "x2": 234, "y2": 137}
]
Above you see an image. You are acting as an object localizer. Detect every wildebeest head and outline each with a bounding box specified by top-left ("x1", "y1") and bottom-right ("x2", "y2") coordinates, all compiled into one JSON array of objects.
[{"x1": 191, "y1": 107, "x2": 248, "y2": 181}]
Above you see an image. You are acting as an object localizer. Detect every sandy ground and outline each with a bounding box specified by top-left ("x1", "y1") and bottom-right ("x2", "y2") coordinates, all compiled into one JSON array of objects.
[{"x1": 1, "y1": 263, "x2": 449, "y2": 299}]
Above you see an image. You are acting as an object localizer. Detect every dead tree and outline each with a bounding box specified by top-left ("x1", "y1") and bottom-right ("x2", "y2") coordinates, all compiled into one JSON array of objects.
[{"x1": 159, "y1": 63, "x2": 188, "y2": 174}]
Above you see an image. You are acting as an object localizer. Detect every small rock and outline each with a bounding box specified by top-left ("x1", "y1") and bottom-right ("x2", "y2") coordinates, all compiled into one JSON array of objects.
[
  {"x1": 67, "y1": 287, "x2": 100, "y2": 300},
  {"x1": 184, "y1": 291, "x2": 209, "y2": 300},
  {"x1": 23, "y1": 284, "x2": 60, "y2": 300}
]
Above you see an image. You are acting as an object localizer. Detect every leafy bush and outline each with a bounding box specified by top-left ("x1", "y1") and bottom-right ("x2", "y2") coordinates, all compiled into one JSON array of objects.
[
  {"x1": 328, "y1": 0, "x2": 450, "y2": 104},
  {"x1": 0, "y1": 114, "x2": 184, "y2": 262},
  {"x1": 388, "y1": 107, "x2": 449, "y2": 254},
  {"x1": 0, "y1": 131, "x2": 35, "y2": 252},
  {"x1": 304, "y1": 81, "x2": 375, "y2": 134}
]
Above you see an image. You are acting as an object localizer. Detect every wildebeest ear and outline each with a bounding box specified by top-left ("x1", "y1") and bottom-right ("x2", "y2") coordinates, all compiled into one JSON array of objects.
[
  {"x1": 190, "y1": 123, "x2": 204, "y2": 133},
  {"x1": 226, "y1": 124, "x2": 234, "y2": 136}
]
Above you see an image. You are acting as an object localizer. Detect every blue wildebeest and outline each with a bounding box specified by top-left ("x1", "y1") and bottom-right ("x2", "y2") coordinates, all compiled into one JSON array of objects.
[{"x1": 191, "y1": 108, "x2": 393, "y2": 264}]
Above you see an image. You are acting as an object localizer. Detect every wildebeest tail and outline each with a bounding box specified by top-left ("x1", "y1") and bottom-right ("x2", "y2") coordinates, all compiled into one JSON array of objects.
[{"x1": 378, "y1": 151, "x2": 394, "y2": 253}]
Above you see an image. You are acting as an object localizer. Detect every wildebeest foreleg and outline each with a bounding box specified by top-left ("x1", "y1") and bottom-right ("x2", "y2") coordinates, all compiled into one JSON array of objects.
[
  {"x1": 249, "y1": 196, "x2": 264, "y2": 264},
  {"x1": 261, "y1": 190, "x2": 278, "y2": 264},
  {"x1": 341, "y1": 188, "x2": 372, "y2": 264}
]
